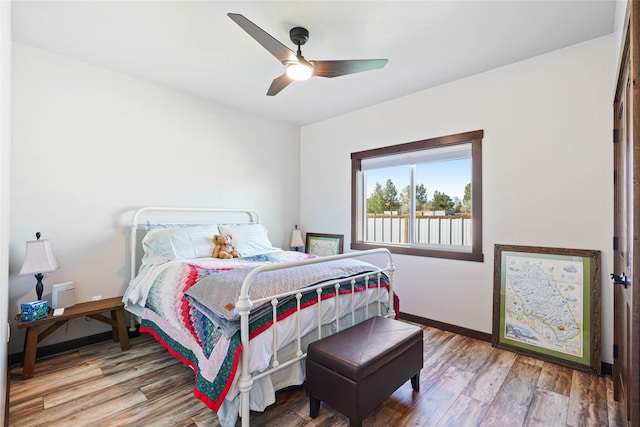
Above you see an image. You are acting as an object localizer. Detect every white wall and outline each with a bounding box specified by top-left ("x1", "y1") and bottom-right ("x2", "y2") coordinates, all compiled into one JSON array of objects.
[
  {"x1": 1, "y1": 0, "x2": 11, "y2": 421},
  {"x1": 8, "y1": 43, "x2": 300, "y2": 354},
  {"x1": 301, "y1": 36, "x2": 615, "y2": 362},
  {"x1": 613, "y1": 0, "x2": 629, "y2": 81}
]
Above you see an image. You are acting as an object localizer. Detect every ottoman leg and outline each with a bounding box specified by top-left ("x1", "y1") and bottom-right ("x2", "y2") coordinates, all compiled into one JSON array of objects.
[
  {"x1": 349, "y1": 419, "x2": 363, "y2": 427},
  {"x1": 411, "y1": 372, "x2": 420, "y2": 391},
  {"x1": 309, "y1": 396, "x2": 321, "y2": 418}
]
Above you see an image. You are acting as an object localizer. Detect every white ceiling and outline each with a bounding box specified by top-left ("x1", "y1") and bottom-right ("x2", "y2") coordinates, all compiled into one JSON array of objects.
[{"x1": 12, "y1": 1, "x2": 617, "y2": 125}]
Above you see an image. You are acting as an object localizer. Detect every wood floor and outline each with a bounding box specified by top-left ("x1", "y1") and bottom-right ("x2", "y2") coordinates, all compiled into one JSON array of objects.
[{"x1": 8, "y1": 323, "x2": 624, "y2": 427}]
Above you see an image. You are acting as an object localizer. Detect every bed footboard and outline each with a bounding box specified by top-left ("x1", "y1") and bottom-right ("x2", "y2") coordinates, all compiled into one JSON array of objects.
[{"x1": 235, "y1": 248, "x2": 394, "y2": 427}]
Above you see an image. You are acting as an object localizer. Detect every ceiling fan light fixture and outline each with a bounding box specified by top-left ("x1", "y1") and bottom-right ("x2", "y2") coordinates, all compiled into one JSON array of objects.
[{"x1": 286, "y1": 62, "x2": 313, "y2": 81}]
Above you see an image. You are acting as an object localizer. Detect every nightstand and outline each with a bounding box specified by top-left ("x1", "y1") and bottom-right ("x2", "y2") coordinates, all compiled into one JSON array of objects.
[{"x1": 16, "y1": 296, "x2": 129, "y2": 379}]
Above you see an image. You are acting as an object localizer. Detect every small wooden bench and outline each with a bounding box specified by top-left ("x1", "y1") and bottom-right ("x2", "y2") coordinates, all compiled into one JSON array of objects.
[
  {"x1": 305, "y1": 316, "x2": 423, "y2": 426},
  {"x1": 16, "y1": 296, "x2": 129, "y2": 379}
]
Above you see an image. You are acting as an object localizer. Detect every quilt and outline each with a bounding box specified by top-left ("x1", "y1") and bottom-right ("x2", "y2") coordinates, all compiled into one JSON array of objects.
[{"x1": 135, "y1": 251, "x2": 390, "y2": 412}]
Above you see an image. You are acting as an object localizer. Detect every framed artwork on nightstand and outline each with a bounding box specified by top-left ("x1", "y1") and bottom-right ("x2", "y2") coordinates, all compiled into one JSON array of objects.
[{"x1": 305, "y1": 233, "x2": 344, "y2": 256}]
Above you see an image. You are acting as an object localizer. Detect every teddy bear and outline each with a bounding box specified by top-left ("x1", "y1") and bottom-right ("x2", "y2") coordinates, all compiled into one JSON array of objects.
[{"x1": 212, "y1": 234, "x2": 240, "y2": 259}]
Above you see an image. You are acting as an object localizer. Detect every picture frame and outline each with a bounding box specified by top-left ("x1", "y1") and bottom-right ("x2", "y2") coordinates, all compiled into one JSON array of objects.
[
  {"x1": 492, "y1": 244, "x2": 601, "y2": 374},
  {"x1": 305, "y1": 233, "x2": 344, "y2": 256}
]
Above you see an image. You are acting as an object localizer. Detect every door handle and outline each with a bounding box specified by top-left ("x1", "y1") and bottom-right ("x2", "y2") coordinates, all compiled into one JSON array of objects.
[{"x1": 610, "y1": 272, "x2": 629, "y2": 288}]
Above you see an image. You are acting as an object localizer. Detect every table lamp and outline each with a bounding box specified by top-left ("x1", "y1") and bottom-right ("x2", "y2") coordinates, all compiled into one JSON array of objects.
[
  {"x1": 19, "y1": 232, "x2": 59, "y2": 301},
  {"x1": 290, "y1": 225, "x2": 305, "y2": 251}
]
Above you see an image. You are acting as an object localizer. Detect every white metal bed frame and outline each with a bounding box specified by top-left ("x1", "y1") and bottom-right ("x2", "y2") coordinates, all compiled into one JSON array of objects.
[{"x1": 126, "y1": 207, "x2": 395, "y2": 427}]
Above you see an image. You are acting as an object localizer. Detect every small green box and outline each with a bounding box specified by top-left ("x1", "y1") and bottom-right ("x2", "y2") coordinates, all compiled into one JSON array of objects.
[{"x1": 20, "y1": 300, "x2": 48, "y2": 321}]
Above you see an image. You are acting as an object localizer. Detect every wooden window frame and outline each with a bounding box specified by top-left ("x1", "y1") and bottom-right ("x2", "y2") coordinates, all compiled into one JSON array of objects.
[{"x1": 351, "y1": 129, "x2": 484, "y2": 262}]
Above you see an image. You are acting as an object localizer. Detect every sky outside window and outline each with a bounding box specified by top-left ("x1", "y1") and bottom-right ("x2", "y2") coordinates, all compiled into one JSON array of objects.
[{"x1": 365, "y1": 158, "x2": 471, "y2": 200}]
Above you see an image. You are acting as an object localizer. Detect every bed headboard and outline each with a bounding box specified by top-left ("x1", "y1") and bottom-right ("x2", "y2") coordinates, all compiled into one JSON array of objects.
[{"x1": 129, "y1": 206, "x2": 260, "y2": 280}]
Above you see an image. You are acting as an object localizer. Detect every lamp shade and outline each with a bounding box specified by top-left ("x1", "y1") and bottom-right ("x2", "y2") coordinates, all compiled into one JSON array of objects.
[
  {"x1": 290, "y1": 229, "x2": 304, "y2": 248},
  {"x1": 19, "y1": 239, "x2": 59, "y2": 275}
]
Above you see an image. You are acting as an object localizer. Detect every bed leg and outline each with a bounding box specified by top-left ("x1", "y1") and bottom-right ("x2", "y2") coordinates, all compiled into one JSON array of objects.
[{"x1": 128, "y1": 315, "x2": 137, "y2": 332}]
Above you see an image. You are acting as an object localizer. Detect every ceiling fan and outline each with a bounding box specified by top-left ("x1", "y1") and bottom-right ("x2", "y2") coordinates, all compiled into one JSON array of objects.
[{"x1": 228, "y1": 13, "x2": 388, "y2": 96}]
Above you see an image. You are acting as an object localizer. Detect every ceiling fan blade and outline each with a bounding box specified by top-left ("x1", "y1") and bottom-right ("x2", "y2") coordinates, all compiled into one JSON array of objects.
[
  {"x1": 228, "y1": 13, "x2": 297, "y2": 64},
  {"x1": 314, "y1": 59, "x2": 388, "y2": 78},
  {"x1": 267, "y1": 74, "x2": 294, "y2": 96}
]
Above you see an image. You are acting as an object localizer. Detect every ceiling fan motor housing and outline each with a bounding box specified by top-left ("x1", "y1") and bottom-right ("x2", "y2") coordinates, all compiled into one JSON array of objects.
[{"x1": 290, "y1": 27, "x2": 309, "y2": 46}]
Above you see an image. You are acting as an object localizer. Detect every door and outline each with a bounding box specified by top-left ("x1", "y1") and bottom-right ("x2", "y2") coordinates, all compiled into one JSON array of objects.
[
  {"x1": 613, "y1": 53, "x2": 633, "y2": 425},
  {"x1": 613, "y1": 4, "x2": 640, "y2": 425}
]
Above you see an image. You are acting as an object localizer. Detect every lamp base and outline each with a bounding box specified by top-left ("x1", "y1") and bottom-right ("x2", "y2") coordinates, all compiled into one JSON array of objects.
[{"x1": 34, "y1": 273, "x2": 44, "y2": 301}]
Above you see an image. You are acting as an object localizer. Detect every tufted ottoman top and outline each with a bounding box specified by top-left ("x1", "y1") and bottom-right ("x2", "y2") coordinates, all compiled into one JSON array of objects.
[{"x1": 306, "y1": 316, "x2": 423, "y2": 382}]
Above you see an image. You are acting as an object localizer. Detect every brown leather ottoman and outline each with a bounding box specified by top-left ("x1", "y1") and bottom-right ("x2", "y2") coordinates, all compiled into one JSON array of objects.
[{"x1": 306, "y1": 316, "x2": 423, "y2": 427}]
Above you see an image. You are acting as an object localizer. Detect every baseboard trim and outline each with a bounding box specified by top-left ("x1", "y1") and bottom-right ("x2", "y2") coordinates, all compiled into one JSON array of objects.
[
  {"x1": 399, "y1": 312, "x2": 492, "y2": 342},
  {"x1": 9, "y1": 328, "x2": 140, "y2": 366},
  {"x1": 399, "y1": 312, "x2": 613, "y2": 377}
]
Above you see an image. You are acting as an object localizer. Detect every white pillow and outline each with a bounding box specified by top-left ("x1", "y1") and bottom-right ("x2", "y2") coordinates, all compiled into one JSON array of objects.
[
  {"x1": 218, "y1": 223, "x2": 279, "y2": 256},
  {"x1": 141, "y1": 225, "x2": 219, "y2": 265}
]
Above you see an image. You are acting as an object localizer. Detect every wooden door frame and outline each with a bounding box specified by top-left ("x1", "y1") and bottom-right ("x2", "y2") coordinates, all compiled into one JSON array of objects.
[{"x1": 614, "y1": 2, "x2": 640, "y2": 425}]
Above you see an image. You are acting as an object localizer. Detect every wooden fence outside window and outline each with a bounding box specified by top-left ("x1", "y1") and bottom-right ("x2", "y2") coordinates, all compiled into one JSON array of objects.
[{"x1": 365, "y1": 214, "x2": 472, "y2": 247}]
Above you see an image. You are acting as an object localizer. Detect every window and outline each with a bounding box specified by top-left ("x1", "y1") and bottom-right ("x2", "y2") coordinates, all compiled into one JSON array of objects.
[{"x1": 351, "y1": 130, "x2": 483, "y2": 262}]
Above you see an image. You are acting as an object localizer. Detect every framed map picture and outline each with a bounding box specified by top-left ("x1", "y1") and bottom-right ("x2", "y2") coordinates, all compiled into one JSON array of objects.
[
  {"x1": 305, "y1": 233, "x2": 344, "y2": 256},
  {"x1": 492, "y1": 244, "x2": 601, "y2": 374}
]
